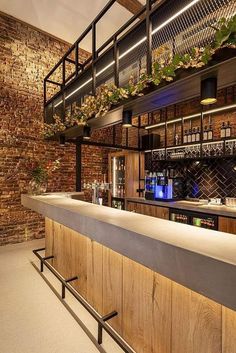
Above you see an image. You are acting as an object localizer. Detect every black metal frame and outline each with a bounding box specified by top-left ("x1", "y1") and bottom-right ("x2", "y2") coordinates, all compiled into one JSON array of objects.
[
  {"x1": 33, "y1": 248, "x2": 135, "y2": 353},
  {"x1": 43, "y1": 0, "x2": 163, "y2": 115}
]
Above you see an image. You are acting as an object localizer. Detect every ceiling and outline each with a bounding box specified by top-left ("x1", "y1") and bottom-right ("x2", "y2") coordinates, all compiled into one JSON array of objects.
[{"x1": 0, "y1": 0, "x2": 139, "y2": 51}]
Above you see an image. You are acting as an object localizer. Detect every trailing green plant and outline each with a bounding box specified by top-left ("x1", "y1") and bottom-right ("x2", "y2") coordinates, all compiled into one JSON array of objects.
[
  {"x1": 44, "y1": 15, "x2": 236, "y2": 138},
  {"x1": 212, "y1": 14, "x2": 236, "y2": 49}
]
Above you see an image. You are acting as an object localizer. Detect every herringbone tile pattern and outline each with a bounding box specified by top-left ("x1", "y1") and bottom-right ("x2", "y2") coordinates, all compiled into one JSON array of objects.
[{"x1": 145, "y1": 155, "x2": 236, "y2": 199}]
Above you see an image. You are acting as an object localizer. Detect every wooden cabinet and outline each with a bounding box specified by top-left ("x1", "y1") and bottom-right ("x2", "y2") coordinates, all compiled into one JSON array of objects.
[
  {"x1": 127, "y1": 201, "x2": 169, "y2": 220},
  {"x1": 219, "y1": 216, "x2": 236, "y2": 235},
  {"x1": 108, "y1": 151, "x2": 144, "y2": 208}
]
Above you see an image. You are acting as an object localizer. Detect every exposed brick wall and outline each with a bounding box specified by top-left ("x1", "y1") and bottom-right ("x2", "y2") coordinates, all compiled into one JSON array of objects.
[{"x1": 0, "y1": 13, "x2": 91, "y2": 245}]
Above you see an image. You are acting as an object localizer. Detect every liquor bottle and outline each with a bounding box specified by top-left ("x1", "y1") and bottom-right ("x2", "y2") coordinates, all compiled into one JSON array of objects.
[
  {"x1": 203, "y1": 126, "x2": 208, "y2": 141},
  {"x1": 188, "y1": 129, "x2": 192, "y2": 143},
  {"x1": 221, "y1": 122, "x2": 226, "y2": 138},
  {"x1": 183, "y1": 130, "x2": 188, "y2": 144},
  {"x1": 226, "y1": 121, "x2": 231, "y2": 138},
  {"x1": 208, "y1": 124, "x2": 213, "y2": 140},
  {"x1": 196, "y1": 127, "x2": 200, "y2": 142},
  {"x1": 175, "y1": 134, "x2": 179, "y2": 145},
  {"x1": 192, "y1": 128, "x2": 196, "y2": 142}
]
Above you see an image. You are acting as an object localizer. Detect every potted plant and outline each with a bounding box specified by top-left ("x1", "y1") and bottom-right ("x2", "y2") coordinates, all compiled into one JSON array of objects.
[{"x1": 28, "y1": 159, "x2": 60, "y2": 195}]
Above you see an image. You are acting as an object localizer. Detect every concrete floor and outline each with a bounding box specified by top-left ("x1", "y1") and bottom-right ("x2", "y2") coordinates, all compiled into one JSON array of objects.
[{"x1": 0, "y1": 239, "x2": 122, "y2": 353}]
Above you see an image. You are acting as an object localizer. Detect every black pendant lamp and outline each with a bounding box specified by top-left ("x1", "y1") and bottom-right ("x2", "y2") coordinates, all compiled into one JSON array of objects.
[
  {"x1": 59, "y1": 134, "x2": 65, "y2": 145},
  {"x1": 122, "y1": 110, "x2": 132, "y2": 128},
  {"x1": 200, "y1": 77, "x2": 217, "y2": 105},
  {"x1": 83, "y1": 125, "x2": 91, "y2": 140}
]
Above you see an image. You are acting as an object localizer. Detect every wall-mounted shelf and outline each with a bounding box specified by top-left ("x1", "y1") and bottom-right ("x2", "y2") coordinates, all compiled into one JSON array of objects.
[{"x1": 146, "y1": 138, "x2": 236, "y2": 164}]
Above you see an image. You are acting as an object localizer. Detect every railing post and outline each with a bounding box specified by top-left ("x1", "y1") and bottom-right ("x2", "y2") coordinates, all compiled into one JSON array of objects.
[
  {"x1": 75, "y1": 42, "x2": 79, "y2": 76},
  {"x1": 92, "y1": 22, "x2": 97, "y2": 95},
  {"x1": 114, "y1": 35, "x2": 119, "y2": 87},
  {"x1": 146, "y1": 0, "x2": 152, "y2": 76}
]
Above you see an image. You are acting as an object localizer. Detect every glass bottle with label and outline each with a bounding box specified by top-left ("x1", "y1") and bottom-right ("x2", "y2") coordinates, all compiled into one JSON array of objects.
[
  {"x1": 208, "y1": 124, "x2": 213, "y2": 140},
  {"x1": 192, "y1": 128, "x2": 196, "y2": 142},
  {"x1": 221, "y1": 122, "x2": 226, "y2": 138},
  {"x1": 183, "y1": 130, "x2": 188, "y2": 144},
  {"x1": 196, "y1": 127, "x2": 200, "y2": 142},
  {"x1": 188, "y1": 129, "x2": 192, "y2": 143},
  {"x1": 226, "y1": 121, "x2": 231, "y2": 138},
  {"x1": 203, "y1": 126, "x2": 208, "y2": 141}
]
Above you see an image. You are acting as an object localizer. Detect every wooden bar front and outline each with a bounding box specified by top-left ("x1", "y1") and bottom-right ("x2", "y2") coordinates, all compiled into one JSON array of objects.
[{"x1": 45, "y1": 217, "x2": 236, "y2": 353}]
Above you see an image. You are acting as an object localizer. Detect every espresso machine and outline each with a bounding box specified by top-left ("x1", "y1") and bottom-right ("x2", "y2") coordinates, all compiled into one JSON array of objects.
[{"x1": 145, "y1": 169, "x2": 184, "y2": 201}]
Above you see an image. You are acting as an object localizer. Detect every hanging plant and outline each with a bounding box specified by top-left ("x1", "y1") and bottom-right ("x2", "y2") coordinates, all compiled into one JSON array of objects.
[{"x1": 43, "y1": 15, "x2": 236, "y2": 139}]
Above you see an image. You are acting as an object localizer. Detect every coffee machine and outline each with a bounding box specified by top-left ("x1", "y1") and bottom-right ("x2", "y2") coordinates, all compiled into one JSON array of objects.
[{"x1": 145, "y1": 169, "x2": 184, "y2": 201}]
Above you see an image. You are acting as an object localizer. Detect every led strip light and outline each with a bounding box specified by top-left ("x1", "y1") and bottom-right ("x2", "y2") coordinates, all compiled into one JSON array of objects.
[
  {"x1": 146, "y1": 104, "x2": 236, "y2": 130},
  {"x1": 53, "y1": 0, "x2": 201, "y2": 108}
]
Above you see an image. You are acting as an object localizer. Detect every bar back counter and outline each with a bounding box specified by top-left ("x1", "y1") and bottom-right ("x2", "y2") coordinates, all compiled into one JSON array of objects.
[{"x1": 22, "y1": 193, "x2": 236, "y2": 353}]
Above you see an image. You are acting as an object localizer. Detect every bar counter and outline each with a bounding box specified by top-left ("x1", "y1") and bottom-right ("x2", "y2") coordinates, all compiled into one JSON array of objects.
[
  {"x1": 22, "y1": 193, "x2": 236, "y2": 310},
  {"x1": 126, "y1": 197, "x2": 236, "y2": 218}
]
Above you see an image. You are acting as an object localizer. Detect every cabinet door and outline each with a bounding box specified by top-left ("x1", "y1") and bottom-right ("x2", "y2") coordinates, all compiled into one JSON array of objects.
[{"x1": 219, "y1": 217, "x2": 236, "y2": 235}]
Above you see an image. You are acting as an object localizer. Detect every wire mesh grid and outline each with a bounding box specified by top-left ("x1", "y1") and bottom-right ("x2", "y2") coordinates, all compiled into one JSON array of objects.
[{"x1": 152, "y1": 0, "x2": 236, "y2": 58}]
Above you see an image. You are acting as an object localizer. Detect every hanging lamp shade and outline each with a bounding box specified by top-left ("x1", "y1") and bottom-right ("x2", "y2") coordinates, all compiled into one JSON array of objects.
[
  {"x1": 200, "y1": 77, "x2": 217, "y2": 105},
  {"x1": 83, "y1": 125, "x2": 91, "y2": 140},
  {"x1": 122, "y1": 110, "x2": 132, "y2": 128}
]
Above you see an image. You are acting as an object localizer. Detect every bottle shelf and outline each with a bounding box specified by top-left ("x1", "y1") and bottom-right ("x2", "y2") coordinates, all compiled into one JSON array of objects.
[{"x1": 148, "y1": 137, "x2": 236, "y2": 162}]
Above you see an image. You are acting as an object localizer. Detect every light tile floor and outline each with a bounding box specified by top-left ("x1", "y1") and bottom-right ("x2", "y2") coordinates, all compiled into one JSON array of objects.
[{"x1": 0, "y1": 239, "x2": 122, "y2": 353}]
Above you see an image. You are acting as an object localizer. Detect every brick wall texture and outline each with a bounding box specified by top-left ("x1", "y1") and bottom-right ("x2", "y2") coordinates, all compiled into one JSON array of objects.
[{"x1": 0, "y1": 13, "x2": 92, "y2": 245}]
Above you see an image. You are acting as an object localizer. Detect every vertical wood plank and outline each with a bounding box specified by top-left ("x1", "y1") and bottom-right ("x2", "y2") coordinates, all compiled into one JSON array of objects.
[
  {"x1": 219, "y1": 216, "x2": 236, "y2": 235},
  {"x1": 123, "y1": 257, "x2": 171, "y2": 353},
  {"x1": 222, "y1": 306, "x2": 236, "y2": 353},
  {"x1": 172, "y1": 282, "x2": 222, "y2": 353},
  {"x1": 45, "y1": 218, "x2": 54, "y2": 264},
  {"x1": 102, "y1": 247, "x2": 123, "y2": 335},
  {"x1": 87, "y1": 238, "x2": 103, "y2": 314}
]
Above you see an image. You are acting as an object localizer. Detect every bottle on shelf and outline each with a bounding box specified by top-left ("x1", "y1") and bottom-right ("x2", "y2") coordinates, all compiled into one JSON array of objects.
[
  {"x1": 196, "y1": 127, "x2": 200, "y2": 142},
  {"x1": 203, "y1": 126, "x2": 208, "y2": 141},
  {"x1": 208, "y1": 124, "x2": 213, "y2": 141},
  {"x1": 187, "y1": 129, "x2": 192, "y2": 143},
  {"x1": 226, "y1": 121, "x2": 231, "y2": 138},
  {"x1": 175, "y1": 134, "x2": 179, "y2": 146},
  {"x1": 192, "y1": 128, "x2": 196, "y2": 142},
  {"x1": 183, "y1": 130, "x2": 188, "y2": 144},
  {"x1": 220, "y1": 122, "x2": 226, "y2": 138}
]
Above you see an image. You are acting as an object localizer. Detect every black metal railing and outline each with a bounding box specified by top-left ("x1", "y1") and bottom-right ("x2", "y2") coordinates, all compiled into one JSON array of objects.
[
  {"x1": 44, "y1": 0, "x2": 236, "y2": 124},
  {"x1": 33, "y1": 247, "x2": 135, "y2": 353}
]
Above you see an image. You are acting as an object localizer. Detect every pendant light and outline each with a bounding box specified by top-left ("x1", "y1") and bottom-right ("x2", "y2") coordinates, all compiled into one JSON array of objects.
[
  {"x1": 200, "y1": 77, "x2": 217, "y2": 105},
  {"x1": 59, "y1": 134, "x2": 65, "y2": 145},
  {"x1": 83, "y1": 125, "x2": 91, "y2": 140},
  {"x1": 122, "y1": 110, "x2": 133, "y2": 128}
]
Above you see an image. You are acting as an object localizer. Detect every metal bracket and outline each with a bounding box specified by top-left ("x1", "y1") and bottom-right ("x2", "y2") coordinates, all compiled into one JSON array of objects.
[
  {"x1": 41, "y1": 255, "x2": 54, "y2": 272},
  {"x1": 62, "y1": 276, "x2": 78, "y2": 299},
  {"x1": 98, "y1": 311, "x2": 118, "y2": 345}
]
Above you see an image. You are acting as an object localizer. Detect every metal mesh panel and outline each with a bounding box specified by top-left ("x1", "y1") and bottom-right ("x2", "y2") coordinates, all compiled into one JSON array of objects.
[{"x1": 152, "y1": 0, "x2": 236, "y2": 58}]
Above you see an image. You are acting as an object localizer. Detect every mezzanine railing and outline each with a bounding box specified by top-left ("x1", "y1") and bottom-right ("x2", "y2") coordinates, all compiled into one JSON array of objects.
[{"x1": 44, "y1": 0, "x2": 236, "y2": 124}]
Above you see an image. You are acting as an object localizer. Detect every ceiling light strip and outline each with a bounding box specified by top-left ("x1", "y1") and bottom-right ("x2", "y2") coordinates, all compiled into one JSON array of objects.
[{"x1": 53, "y1": 0, "x2": 202, "y2": 108}]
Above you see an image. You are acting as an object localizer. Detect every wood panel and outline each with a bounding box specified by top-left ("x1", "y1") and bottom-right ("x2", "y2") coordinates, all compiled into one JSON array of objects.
[
  {"x1": 222, "y1": 306, "x2": 236, "y2": 353},
  {"x1": 102, "y1": 247, "x2": 123, "y2": 334},
  {"x1": 45, "y1": 218, "x2": 236, "y2": 353},
  {"x1": 172, "y1": 282, "x2": 222, "y2": 353},
  {"x1": 127, "y1": 201, "x2": 169, "y2": 220},
  {"x1": 45, "y1": 218, "x2": 54, "y2": 263},
  {"x1": 219, "y1": 216, "x2": 236, "y2": 235},
  {"x1": 123, "y1": 257, "x2": 172, "y2": 353},
  {"x1": 86, "y1": 238, "x2": 103, "y2": 314}
]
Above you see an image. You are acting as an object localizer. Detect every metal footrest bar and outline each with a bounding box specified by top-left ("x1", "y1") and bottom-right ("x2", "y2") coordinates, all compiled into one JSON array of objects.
[
  {"x1": 62, "y1": 276, "x2": 78, "y2": 299},
  {"x1": 98, "y1": 311, "x2": 118, "y2": 345},
  {"x1": 33, "y1": 248, "x2": 135, "y2": 353}
]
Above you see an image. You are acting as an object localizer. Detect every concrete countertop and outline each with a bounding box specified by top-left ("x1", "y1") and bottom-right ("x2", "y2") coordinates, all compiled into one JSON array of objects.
[
  {"x1": 126, "y1": 197, "x2": 236, "y2": 218},
  {"x1": 22, "y1": 193, "x2": 236, "y2": 311}
]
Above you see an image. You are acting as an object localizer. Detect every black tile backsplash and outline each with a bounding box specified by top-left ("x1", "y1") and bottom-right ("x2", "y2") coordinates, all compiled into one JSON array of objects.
[{"x1": 145, "y1": 155, "x2": 236, "y2": 199}]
